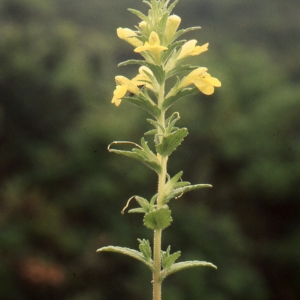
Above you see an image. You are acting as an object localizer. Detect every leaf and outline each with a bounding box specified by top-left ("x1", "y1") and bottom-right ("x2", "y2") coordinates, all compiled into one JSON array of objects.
[
  {"x1": 119, "y1": 60, "x2": 165, "y2": 85},
  {"x1": 156, "y1": 128, "x2": 188, "y2": 156},
  {"x1": 121, "y1": 95, "x2": 160, "y2": 118},
  {"x1": 163, "y1": 87, "x2": 198, "y2": 110},
  {"x1": 128, "y1": 196, "x2": 155, "y2": 214},
  {"x1": 161, "y1": 260, "x2": 217, "y2": 281},
  {"x1": 128, "y1": 8, "x2": 149, "y2": 22},
  {"x1": 108, "y1": 138, "x2": 161, "y2": 174},
  {"x1": 143, "y1": 207, "x2": 173, "y2": 230},
  {"x1": 161, "y1": 246, "x2": 181, "y2": 270},
  {"x1": 165, "y1": 112, "x2": 180, "y2": 135},
  {"x1": 97, "y1": 246, "x2": 154, "y2": 271},
  {"x1": 164, "y1": 183, "x2": 213, "y2": 204},
  {"x1": 138, "y1": 239, "x2": 152, "y2": 262},
  {"x1": 167, "y1": 0, "x2": 179, "y2": 14},
  {"x1": 144, "y1": 129, "x2": 158, "y2": 136},
  {"x1": 118, "y1": 59, "x2": 147, "y2": 67},
  {"x1": 128, "y1": 207, "x2": 146, "y2": 213},
  {"x1": 166, "y1": 64, "x2": 198, "y2": 79},
  {"x1": 173, "y1": 26, "x2": 202, "y2": 41},
  {"x1": 147, "y1": 118, "x2": 165, "y2": 133}
]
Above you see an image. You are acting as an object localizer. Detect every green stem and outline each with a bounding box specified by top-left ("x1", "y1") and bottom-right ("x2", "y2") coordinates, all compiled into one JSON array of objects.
[{"x1": 153, "y1": 83, "x2": 168, "y2": 300}]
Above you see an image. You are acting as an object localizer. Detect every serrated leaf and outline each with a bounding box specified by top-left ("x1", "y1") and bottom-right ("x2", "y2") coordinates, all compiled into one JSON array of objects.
[
  {"x1": 143, "y1": 207, "x2": 172, "y2": 230},
  {"x1": 97, "y1": 246, "x2": 154, "y2": 271},
  {"x1": 162, "y1": 251, "x2": 181, "y2": 270},
  {"x1": 164, "y1": 183, "x2": 212, "y2": 204},
  {"x1": 156, "y1": 128, "x2": 188, "y2": 156},
  {"x1": 121, "y1": 95, "x2": 160, "y2": 118},
  {"x1": 108, "y1": 139, "x2": 161, "y2": 174},
  {"x1": 161, "y1": 260, "x2": 217, "y2": 281},
  {"x1": 135, "y1": 196, "x2": 151, "y2": 211},
  {"x1": 138, "y1": 239, "x2": 152, "y2": 262},
  {"x1": 163, "y1": 87, "x2": 198, "y2": 110}
]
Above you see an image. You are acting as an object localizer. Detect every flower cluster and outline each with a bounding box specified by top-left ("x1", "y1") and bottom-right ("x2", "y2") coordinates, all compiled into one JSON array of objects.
[{"x1": 111, "y1": 3, "x2": 221, "y2": 108}]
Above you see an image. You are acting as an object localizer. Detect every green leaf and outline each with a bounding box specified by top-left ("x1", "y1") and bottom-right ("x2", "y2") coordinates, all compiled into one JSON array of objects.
[
  {"x1": 118, "y1": 59, "x2": 147, "y2": 68},
  {"x1": 143, "y1": 63, "x2": 165, "y2": 85},
  {"x1": 138, "y1": 239, "x2": 152, "y2": 262},
  {"x1": 143, "y1": 207, "x2": 173, "y2": 230},
  {"x1": 164, "y1": 171, "x2": 190, "y2": 197},
  {"x1": 128, "y1": 207, "x2": 147, "y2": 213},
  {"x1": 162, "y1": 40, "x2": 185, "y2": 62},
  {"x1": 147, "y1": 118, "x2": 165, "y2": 133},
  {"x1": 164, "y1": 183, "x2": 213, "y2": 204},
  {"x1": 144, "y1": 129, "x2": 158, "y2": 136},
  {"x1": 128, "y1": 196, "x2": 155, "y2": 214},
  {"x1": 161, "y1": 260, "x2": 217, "y2": 281},
  {"x1": 163, "y1": 87, "x2": 198, "y2": 110},
  {"x1": 165, "y1": 112, "x2": 180, "y2": 135},
  {"x1": 173, "y1": 26, "x2": 201, "y2": 41},
  {"x1": 166, "y1": 64, "x2": 198, "y2": 79},
  {"x1": 156, "y1": 128, "x2": 188, "y2": 156},
  {"x1": 118, "y1": 60, "x2": 165, "y2": 86},
  {"x1": 128, "y1": 8, "x2": 149, "y2": 22},
  {"x1": 167, "y1": 0, "x2": 179, "y2": 14},
  {"x1": 161, "y1": 246, "x2": 181, "y2": 270},
  {"x1": 121, "y1": 95, "x2": 160, "y2": 118},
  {"x1": 158, "y1": 12, "x2": 169, "y2": 35},
  {"x1": 97, "y1": 246, "x2": 154, "y2": 271},
  {"x1": 108, "y1": 138, "x2": 161, "y2": 174}
]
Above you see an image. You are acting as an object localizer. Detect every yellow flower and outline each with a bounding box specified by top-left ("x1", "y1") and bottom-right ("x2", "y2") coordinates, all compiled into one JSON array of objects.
[
  {"x1": 134, "y1": 31, "x2": 168, "y2": 62},
  {"x1": 111, "y1": 76, "x2": 142, "y2": 106},
  {"x1": 133, "y1": 66, "x2": 154, "y2": 91},
  {"x1": 178, "y1": 67, "x2": 221, "y2": 95},
  {"x1": 165, "y1": 15, "x2": 181, "y2": 43},
  {"x1": 111, "y1": 85, "x2": 127, "y2": 106},
  {"x1": 177, "y1": 40, "x2": 209, "y2": 60},
  {"x1": 139, "y1": 21, "x2": 147, "y2": 30},
  {"x1": 117, "y1": 28, "x2": 143, "y2": 47}
]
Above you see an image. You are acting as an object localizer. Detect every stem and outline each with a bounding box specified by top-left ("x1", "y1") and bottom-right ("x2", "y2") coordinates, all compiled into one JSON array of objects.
[{"x1": 153, "y1": 83, "x2": 168, "y2": 300}]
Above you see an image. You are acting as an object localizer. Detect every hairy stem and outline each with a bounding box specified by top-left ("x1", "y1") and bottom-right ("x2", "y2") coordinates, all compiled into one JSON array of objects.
[{"x1": 153, "y1": 82, "x2": 167, "y2": 300}]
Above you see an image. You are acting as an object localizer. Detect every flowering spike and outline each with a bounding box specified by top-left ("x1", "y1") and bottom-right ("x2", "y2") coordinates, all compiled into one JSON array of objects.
[{"x1": 101, "y1": 1, "x2": 221, "y2": 299}]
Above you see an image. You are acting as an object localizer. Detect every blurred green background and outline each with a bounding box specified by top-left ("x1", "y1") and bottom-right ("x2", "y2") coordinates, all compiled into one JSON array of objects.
[{"x1": 0, "y1": 0, "x2": 299, "y2": 299}]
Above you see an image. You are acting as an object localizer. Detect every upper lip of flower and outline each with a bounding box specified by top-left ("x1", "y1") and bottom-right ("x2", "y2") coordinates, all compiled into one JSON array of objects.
[
  {"x1": 117, "y1": 27, "x2": 143, "y2": 47},
  {"x1": 134, "y1": 31, "x2": 168, "y2": 62}
]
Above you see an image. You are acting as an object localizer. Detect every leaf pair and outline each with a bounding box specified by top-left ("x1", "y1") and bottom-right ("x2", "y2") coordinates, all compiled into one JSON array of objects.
[
  {"x1": 97, "y1": 241, "x2": 217, "y2": 282},
  {"x1": 108, "y1": 138, "x2": 161, "y2": 174}
]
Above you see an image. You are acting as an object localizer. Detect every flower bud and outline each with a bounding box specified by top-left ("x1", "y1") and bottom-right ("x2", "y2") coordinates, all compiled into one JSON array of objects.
[
  {"x1": 139, "y1": 21, "x2": 147, "y2": 30},
  {"x1": 164, "y1": 15, "x2": 181, "y2": 43},
  {"x1": 117, "y1": 27, "x2": 143, "y2": 47}
]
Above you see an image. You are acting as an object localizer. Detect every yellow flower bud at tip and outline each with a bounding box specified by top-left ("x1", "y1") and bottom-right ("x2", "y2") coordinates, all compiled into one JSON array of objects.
[
  {"x1": 139, "y1": 21, "x2": 147, "y2": 30},
  {"x1": 165, "y1": 15, "x2": 181, "y2": 43}
]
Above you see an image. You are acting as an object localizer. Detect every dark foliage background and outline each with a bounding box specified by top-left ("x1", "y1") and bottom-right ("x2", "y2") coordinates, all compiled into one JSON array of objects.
[{"x1": 0, "y1": 0, "x2": 299, "y2": 299}]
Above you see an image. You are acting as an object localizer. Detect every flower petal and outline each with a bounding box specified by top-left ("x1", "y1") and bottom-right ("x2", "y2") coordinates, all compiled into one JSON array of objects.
[{"x1": 117, "y1": 28, "x2": 143, "y2": 47}]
